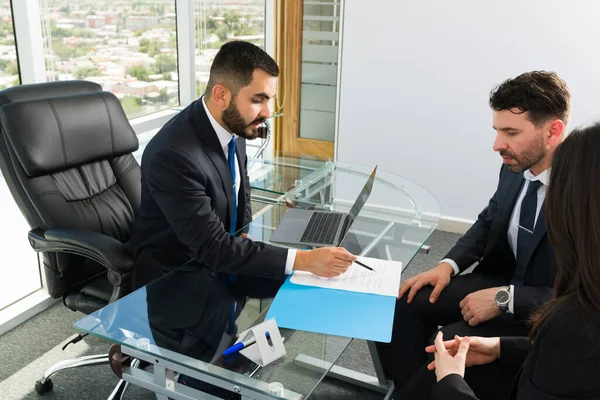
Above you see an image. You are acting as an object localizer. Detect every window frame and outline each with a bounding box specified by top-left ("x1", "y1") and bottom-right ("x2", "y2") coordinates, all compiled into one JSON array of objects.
[{"x1": 1, "y1": 0, "x2": 275, "y2": 332}]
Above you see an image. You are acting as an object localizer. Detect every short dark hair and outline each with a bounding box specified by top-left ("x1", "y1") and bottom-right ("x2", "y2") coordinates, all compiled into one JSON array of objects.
[
  {"x1": 530, "y1": 122, "x2": 600, "y2": 341},
  {"x1": 489, "y1": 71, "x2": 571, "y2": 127},
  {"x1": 205, "y1": 41, "x2": 279, "y2": 98}
]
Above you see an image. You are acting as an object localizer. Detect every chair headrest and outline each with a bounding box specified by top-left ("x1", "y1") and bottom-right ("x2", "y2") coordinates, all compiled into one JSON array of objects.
[
  {"x1": 0, "y1": 80, "x2": 102, "y2": 106},
  {"x1": 0, "y1": 91, "x2": 139, "y2": 177}
]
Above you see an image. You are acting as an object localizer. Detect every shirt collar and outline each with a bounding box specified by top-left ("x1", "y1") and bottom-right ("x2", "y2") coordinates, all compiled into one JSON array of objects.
[
  {"x1": 202, "y1": 96, "x2": 236, "y2": 152},
  {"x1": 524, "y1": 168, "x2": 550, "y2": 186}
]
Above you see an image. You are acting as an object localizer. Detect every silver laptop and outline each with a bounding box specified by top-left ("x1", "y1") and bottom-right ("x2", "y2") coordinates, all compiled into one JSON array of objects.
[{"x1": 270, "y1": 166, "x2": 377, "y2": 247}]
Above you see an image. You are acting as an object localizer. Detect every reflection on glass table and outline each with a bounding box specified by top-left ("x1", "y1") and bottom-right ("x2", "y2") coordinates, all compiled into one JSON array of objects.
[
  {"x1": 243, "y1": 160, "x2": 441, "y2": 395},
  {"x1": 75, "y1": 266, "x2": 352, "y2": 399}
]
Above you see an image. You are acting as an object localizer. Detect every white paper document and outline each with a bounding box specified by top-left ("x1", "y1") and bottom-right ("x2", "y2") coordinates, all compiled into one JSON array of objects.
[{"x1": 290, "y1": 256, "x2": 403, "y2": 297}]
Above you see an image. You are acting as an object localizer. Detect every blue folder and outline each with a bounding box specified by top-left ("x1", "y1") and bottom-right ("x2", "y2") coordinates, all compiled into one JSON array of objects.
[{"x1": 265, "y1": 275, "x2": 397, "y2": 342}]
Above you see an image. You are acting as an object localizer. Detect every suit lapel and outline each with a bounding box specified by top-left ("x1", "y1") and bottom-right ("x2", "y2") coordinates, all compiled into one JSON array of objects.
[
  {"x1": 525, "y1": 202, "x2": 547, "y2": 266},
  {"x1": 496, "y1": 172, "x2": 525, "y2": 235},
  {"x1": 190, "y1": 101, "x2": 235, "y2": 226}
]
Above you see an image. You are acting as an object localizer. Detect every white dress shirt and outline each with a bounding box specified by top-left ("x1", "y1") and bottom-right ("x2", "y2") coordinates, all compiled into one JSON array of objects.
[
  {"x1": 440, "y1": 168, "x2": 549, "y2": 314},
  {"x1": 202, "y1": 97, "x2": 296, "y2": 274}
]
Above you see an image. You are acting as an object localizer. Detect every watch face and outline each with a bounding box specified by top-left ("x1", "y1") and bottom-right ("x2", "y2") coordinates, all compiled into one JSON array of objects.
[{"x1": 495, "y1": 290, "x2": 510, "y2": 305}]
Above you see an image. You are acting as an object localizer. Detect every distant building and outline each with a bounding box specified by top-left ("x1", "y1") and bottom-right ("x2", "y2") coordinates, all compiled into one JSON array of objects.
[
  {"x1": 85, "y1": 16, "x2": 105, "y2": 29},
  {"x1": 125, "y1": 16, "x2": 160, "y2": 31}
]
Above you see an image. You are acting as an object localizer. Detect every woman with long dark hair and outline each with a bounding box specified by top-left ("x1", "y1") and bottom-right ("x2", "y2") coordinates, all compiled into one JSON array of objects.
[{"x1": 428, "y1": 123, "x2": 600, "y2": 399}]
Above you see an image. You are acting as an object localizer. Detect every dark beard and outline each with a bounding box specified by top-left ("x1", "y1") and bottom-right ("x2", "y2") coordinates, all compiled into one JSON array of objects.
[
  {"x1": 500, "y1": 135, "x2": 547, "y2": 173},
  {"x1": 222, "y1": 100, "x2": 265, "y2": 140}
]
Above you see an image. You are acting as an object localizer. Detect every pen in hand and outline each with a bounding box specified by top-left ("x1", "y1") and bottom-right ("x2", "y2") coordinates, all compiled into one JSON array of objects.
[{"x1": 355, "y1": 260, "x2": 375, "y2": 272}]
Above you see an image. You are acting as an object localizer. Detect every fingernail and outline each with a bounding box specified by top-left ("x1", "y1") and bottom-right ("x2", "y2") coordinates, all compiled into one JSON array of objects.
[{"x1": 430, "y1": 297, "x2": 435, "y2": 303}]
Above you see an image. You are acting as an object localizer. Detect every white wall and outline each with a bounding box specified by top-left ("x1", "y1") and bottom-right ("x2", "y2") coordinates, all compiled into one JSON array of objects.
[{"x1": 337, "y1": 0, "x2": 600, "y2": 223}]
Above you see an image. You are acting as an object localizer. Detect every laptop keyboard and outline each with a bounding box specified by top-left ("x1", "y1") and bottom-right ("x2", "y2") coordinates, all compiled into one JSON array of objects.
[{"x1": 300, "y1": 212, "x2": 342, "y2": 245}]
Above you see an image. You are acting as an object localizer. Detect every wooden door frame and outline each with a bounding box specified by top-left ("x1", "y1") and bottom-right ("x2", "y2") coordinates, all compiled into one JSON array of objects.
[{"x1": 273, "y1": 0, "x2": 335, "y2": 159}]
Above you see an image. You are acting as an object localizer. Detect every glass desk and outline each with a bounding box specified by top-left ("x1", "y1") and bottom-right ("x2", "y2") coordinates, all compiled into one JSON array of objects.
[
  {"x1": 76, "y1": 271, "x2": 350, "y2": 399},
  {"x1": 75, "y1": 157, "x2": 440, "y2": 399}
]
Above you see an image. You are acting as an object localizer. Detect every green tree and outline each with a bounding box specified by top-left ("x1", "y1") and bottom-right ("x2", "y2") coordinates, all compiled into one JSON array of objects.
[
  {"x1": 126, "y1": 65, "x2": 150, "y2": 81},
  {"x1": 59, "y1": 6, "x2": 71, "y2": 15},
  {"x1": 151, "y1": 55, "x2": 177, "y2": 74},
  {"x1": 120, "y1": 96, "x2": 143, "y2": 116},
  {"x1": 74, "y1": 66, "x2": 101, "y2": 79},
  {"x1": 216, "y1": 24, "x2": 228, "y2": 42},
  {"x1": 52, "y1": 26, "x2": 73, "y2": 38},
  {"x1": 52, "y1": 41, "x2": 75, "y2": 59},
  {"x1": 159, "y1": 88, "x2": 168, "y2": 103},
  {"x1": 139, "y1": 38, "x2": 160, "y2": 57},
  {"x1": 72, "y1": 28, "x2": 95, "y2": 38}
]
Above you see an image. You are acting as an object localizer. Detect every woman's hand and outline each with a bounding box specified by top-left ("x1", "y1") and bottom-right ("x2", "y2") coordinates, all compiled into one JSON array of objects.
[
  {"x1": 431, "y1": 332, "x2": 471, "y2": 381},
  {"x1": 426, "y1": 334, "x2": 501, "y2": 374}
]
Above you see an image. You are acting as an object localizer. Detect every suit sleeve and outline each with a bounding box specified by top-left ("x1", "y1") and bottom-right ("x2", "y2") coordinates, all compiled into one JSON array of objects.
[
  {"x1": 145, "y1": 148, "x2": 287, "y2": 279},
  {"x1": 513, "y1": 286, "x2": 552, "y2": 320},
  {"x1": 516, "y1": 311, "x2": 600, "y2": 399},
  {"x1": 498, "y1": 336, "x2": 530, "y2": 371},
  {"x1": 444, "y1": 166, "x2": 505, "y2": 273},
  {"x1": 432, "y1": 374, "x2": 479, "y2": 400},
  {"x1": 242, "y1": 153, "x2": 253, "y2": 234}
]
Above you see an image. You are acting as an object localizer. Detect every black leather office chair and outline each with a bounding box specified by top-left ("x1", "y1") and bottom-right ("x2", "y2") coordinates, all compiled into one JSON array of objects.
[{"x1": 0, "y1": 81, "x2": 140, "y2": 395}]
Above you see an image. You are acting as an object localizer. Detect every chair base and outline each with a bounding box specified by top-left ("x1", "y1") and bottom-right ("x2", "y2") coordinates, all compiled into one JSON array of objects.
[{"x1": 36, "y1": 353, "x2": 134, "y2": 399}]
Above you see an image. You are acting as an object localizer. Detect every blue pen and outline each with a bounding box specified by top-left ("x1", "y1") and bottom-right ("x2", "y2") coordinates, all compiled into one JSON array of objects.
[{"x1": 223, "y1": 332, "x2": 271, "y2": 356}]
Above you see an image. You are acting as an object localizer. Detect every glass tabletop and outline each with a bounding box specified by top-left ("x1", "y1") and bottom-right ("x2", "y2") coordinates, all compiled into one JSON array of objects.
[
  {"x1": 246, "y1": 157, "x2": 441, "y2": 272},
  {"x1": 75, "y1": 267, "x2": 352, "y2": 399},
  {"x1": 247, "y1": 153, "x2": 329, "y2": 196},
  {"x1": 74, "y1": 157, "x2": 440, "y2": 399}
]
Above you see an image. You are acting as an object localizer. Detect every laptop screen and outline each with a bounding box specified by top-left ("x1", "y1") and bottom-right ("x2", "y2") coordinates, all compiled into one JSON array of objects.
[{"x1": 347, "y1": 166, "x2": 377, "y2": 222}]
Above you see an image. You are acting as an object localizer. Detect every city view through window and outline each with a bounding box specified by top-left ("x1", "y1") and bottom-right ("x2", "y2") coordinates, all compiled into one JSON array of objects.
[
  {"x1": 0, "y1": 0, "x2": 266, "y2": 310},
  {"x1": 34, "y1": 0, "x2": 265, "y2": 118},
  {"x1": 0, "y1": 0, "x2": 19, "y2": 90}
]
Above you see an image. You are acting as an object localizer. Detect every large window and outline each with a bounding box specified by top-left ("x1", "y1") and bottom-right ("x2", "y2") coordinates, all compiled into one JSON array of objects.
[
  {"x1": 39, "y1": 0, "x2": 179, "y2": 118},
  {"x1": 0, "y1": 0, "x2": 19, "y2": 89},
  {"x1": 0, "y1": 0, "x2": 39, "y2": 312},
  {"x1": 195, "y1": 0, "x2": 266, "y2": 97}
]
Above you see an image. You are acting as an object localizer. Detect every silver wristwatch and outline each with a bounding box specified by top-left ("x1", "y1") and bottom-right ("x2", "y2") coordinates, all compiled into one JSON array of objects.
[{"x1": 495, "y1": 286, "x2": 511, "y2": 312}]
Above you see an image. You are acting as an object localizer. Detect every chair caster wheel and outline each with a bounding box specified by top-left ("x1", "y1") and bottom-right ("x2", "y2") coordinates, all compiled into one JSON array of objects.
[{"x1": 35, "y1": 379, "x2": 53, "y2": 395}]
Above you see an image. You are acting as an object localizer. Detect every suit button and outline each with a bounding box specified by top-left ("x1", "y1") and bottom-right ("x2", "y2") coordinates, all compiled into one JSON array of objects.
[{"x1": 209, "y1": 272, "x2": 216, "y2": 277}]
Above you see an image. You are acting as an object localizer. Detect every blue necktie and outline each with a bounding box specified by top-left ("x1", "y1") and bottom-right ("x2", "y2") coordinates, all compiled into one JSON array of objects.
[
  {"x1": 228, "y1": 137, "x2": 237, "y2": 235},
  {"x1": 512, "y1": 180, "x2": 542, "y2": 285},
  {"x1": 226, "y1": 136, "x2": 238, "y2": 334}
]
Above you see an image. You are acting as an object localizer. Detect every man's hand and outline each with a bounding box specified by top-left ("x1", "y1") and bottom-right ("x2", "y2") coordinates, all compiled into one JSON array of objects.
[
  {"x1": 294, "y1": 247, "x2": 356, "y2": 278},
  {"x1": 240, "y1": 233, "x2": 249, "y2": 239},
  {"x1": 459, "y1": 287, "x2": 502, "y2": 326},
  {"x1": 426, "y1": 334, "x2": 500, "y2": 373},
  {"x1": 398, "y1": 262, "x2": 454, "y2": 303},
  {"x1": 431, "y1": 332, "x2": 471, "y2": 382}
]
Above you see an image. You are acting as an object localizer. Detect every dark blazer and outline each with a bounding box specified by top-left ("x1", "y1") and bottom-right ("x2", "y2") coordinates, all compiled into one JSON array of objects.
[
  {"x1": 432, "y1": 301, "x2": 600, "y2": 399},
  {"x1": 445, "y1": 165, "x2": 556, "y2": 319},
  {"x1": 129, "y1": 99, "x2": 287, "y2": 325}
]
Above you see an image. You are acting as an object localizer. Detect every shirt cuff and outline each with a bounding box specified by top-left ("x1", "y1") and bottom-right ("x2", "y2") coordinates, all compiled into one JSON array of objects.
[
  {"x1": 285, "y1": 249, "x2": 297, "y2": 275},
  {"x1": 440, "y1": 258, "x2": 460, "y2": 276},
  {"x1": 508, "y1": 285, "x2": 515, "y2": 314}
]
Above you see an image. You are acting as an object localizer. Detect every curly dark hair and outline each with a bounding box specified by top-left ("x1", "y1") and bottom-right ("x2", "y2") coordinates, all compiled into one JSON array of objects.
[
  {"x1": 205, "y1": 41, "x2": 279, "y2": 99},
  {"x1": 489, "y1": 71, "x2": 571, "y2": 127}
]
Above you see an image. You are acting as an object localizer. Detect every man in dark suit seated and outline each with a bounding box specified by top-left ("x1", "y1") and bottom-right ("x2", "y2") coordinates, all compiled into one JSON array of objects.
[
  {"x1": 384, "y1": 71, "x2": 571, "y2": 399},
  {"x1": 130, "y1": 40, "x2": 356, "y2": 335}
]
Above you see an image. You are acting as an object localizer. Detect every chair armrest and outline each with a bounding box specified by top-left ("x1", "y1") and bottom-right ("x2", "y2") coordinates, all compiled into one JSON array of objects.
[{"x1": 28, "y1": 228, "x2": 134, "y2": 275}]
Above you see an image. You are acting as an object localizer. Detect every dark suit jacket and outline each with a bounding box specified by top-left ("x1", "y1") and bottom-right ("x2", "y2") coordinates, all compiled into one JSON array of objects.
[
  {"x1": 432, "y1": 301, "x2": 600, "y2": 399},
  {"x1": 129, "y1": 99, "x2": 287, "y2": 326},
  {"x1": 445, "y1": 165, "x2": 556, "y2": 319}
]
